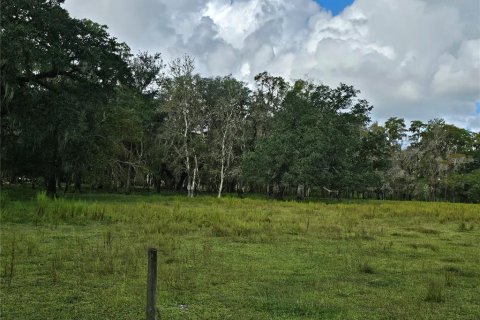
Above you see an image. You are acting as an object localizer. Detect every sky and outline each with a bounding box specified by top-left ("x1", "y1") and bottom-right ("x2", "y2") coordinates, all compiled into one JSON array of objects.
[
  {"x1": 315, "y1": 0, "x2": 354, "y2": 16},
  {"x1": 63, "y1": 0, "x2": 480, "y2": 131}
]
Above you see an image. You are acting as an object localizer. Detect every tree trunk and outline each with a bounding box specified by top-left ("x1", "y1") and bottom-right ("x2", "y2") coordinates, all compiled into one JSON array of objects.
[
  {"x1": 274, "y1": 184, "x2": 285, "y2": 200},
  {"x1": 183, "y1": 110, "x2": 193, "y2": 197},
  {"x1": 218, "y1": 127, "x2": 230, "y2": 198},
  {"x1": 154, "y1": 176, "x2": 162, "y2": 193},
  {"x1": 74, "y1": 172, "x2": 82, "y2": 193},
  {"x1": 296, "y1": 184, "x2": 305, "y2": 200},
  {"x1": 63, "y1": 178, "x2": 69, "y2": 195},
  {"x1": 218, "y1": 161, "x2": 225, "y2": 198},
  {"x1": 191, "y1": 155, "x2": 198, "y2": 197},
  {"x1": 46, "y1": 174, "x2": 57, "y2": 198},
  {"x1": 126, "y1": 165, "x2": 131, "y2": 194}
]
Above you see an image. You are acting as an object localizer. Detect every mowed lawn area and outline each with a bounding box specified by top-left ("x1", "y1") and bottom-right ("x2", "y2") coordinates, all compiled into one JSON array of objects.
[{"x1": 1, "y1": 191, "x2": 479, "y2": 319}]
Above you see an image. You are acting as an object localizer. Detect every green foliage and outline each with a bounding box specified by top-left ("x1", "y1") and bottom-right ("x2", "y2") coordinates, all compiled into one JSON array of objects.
[
  {"x1": 1, "y1": 0, "x2": 131, "y2": 197},
  {"x1": 443, "y1": 170, "x2": 480, "y2": 203},
  {"x1": 385, "y1": 117, "x2": 406, "y2": 149},
  {"x1": 243, "y1": 81, "x2": 372, "y2": 197},
  {"x1": 1, "y1": 0, "x2": 478, "y2": 203}
]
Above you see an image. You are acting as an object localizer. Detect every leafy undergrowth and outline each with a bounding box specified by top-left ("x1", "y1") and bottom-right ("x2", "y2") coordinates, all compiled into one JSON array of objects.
[{"x1": 1, "y1": 193, "x2": 479, "y2": 319}]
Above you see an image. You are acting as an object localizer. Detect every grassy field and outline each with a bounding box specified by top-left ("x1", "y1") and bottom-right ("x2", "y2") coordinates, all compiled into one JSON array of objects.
[{"x1": 1, "y1": 189, "x2": 479, "y2": 319}]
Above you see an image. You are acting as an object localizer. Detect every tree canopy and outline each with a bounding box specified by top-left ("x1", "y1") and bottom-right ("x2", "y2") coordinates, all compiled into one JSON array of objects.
[{"x1": 1, "y1": 0, "x2": 479, "y2": 202}]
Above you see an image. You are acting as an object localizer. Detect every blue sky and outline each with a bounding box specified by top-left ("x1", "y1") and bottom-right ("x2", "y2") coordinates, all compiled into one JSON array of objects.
[{"x1": 316, "y1": 0, "x2": 354, "y2": 15}]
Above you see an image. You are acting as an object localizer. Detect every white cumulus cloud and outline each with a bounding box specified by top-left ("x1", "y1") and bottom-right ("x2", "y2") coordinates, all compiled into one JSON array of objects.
[{"x1": 64, "y1": 0, "x2": 480, "y2": 130}]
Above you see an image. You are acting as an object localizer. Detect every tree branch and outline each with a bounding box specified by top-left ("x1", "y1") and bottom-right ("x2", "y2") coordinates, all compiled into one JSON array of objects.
[{"x1": 17, "y1": 68, "x2": 78, "y2": 85}]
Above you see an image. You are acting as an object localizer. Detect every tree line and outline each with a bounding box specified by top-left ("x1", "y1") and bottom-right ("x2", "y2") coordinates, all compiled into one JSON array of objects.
[{"x1": 2, "y1": 0, "x2": 479, "y2": 202}]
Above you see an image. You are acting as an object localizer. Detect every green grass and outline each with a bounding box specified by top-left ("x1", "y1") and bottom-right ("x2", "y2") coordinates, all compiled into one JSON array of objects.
[{"x1": 1, "y1": 189, "x2": 479, "y2": 319}]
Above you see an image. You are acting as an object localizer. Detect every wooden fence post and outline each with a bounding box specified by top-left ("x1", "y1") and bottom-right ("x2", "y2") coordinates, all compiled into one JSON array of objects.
[{"x1": 146, "y1": 248, "x2": 158, "y2": 320}]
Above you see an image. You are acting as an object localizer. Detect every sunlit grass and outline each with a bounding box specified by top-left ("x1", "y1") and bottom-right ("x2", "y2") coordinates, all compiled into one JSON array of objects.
[{"x1": 1, "y1": 190, "x2": 479, "y2": 319}]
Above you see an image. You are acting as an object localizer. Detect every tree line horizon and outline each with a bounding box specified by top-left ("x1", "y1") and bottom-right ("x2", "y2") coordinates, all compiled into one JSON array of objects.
[{"x1": 2, "y1": 0, "x2": 479, "y2": 202}]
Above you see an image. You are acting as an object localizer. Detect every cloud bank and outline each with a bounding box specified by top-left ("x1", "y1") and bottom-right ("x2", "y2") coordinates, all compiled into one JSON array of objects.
[{"x1": 64, "y1": 0, "x2": 480, "y2": 130}]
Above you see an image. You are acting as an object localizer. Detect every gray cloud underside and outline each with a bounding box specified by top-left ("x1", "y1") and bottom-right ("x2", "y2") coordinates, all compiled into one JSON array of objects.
[{"x1": 64, "y1": 0, "x2": 480, "y2": 130}]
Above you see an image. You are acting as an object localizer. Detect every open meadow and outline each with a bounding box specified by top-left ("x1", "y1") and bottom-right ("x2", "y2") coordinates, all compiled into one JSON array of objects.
[{"x1": 1, "y1": 190, "x2": 479, "y2": 319}]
